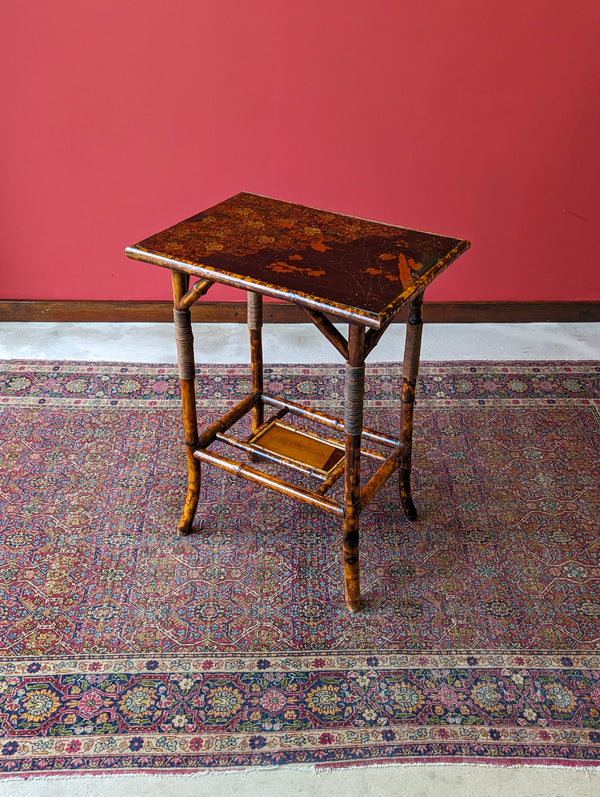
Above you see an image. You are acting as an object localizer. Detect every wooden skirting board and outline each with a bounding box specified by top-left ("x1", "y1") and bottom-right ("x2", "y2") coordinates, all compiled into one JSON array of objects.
[{"x1": 0, "y1": 300, "x2": 599, "y2": 324}]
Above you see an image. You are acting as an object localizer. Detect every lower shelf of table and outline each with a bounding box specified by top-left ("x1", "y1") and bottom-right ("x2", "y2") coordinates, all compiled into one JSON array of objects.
[{"x1": 193, "y1": 391, "x2": 406, "y2": 516}]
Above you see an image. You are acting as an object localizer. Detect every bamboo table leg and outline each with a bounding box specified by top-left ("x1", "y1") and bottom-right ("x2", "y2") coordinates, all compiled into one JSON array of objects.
[
  {"x1": 172, "y1": 271, "x2": 201, "y2": 535},
  {"x1": 247, "y1": 291, "x2": 264, "y2": 433},
  {"x1": 399, "y1": 291, "x2": 424, "y2": 521},
  {"x1": 343, "y1": 324, "x2": 366, "y2": 612}
]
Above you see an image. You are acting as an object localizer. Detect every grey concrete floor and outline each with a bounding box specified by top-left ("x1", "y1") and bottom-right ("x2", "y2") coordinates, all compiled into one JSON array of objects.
[
  {"x1": 1, "y1": 322, "x2": 599, "y2": 796},
  {"x1": 1, "y1": 321, "x2": 599, "y2": 362}
]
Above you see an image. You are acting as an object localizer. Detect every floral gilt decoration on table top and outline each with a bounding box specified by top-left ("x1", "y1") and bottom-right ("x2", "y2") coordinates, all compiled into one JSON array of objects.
[{"x1": 128, "y1": 193, "x2": 469, "y2": 319}]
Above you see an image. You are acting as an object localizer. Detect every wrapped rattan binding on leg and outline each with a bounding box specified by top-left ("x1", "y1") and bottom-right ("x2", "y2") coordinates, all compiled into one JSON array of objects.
[
  {"x1": 173, "y1": 308, "x2": 195, "y2": 381},
  {"x1": 344, "y1": 364, "x2": 365, "y2": 437}
]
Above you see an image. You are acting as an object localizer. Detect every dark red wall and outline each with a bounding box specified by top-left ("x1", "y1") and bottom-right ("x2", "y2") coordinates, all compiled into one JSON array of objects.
[{"x1": 2, "y1": 1, "x2": 599, "y2": 302}]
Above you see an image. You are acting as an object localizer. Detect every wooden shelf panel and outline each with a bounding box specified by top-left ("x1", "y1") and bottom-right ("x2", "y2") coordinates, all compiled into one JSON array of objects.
[{"x1": 250, "y1": 420, "x2": 344, "y2": 474}]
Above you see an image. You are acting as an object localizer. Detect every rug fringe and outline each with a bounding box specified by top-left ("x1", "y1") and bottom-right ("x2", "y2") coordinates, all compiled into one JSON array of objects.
[{"x1": 2, "y1": 759, "x2": 599, "y2": 782}]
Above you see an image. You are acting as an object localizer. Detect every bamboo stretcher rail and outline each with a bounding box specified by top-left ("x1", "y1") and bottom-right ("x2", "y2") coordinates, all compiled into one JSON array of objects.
[
  {"x1": 193, "y1": 448, "x2": 345, "y2": 516},
  {"x1": 244, "y1": 407, "x2": 289, "y2": 441},
  {"x1": 261, "y1": 393, "x2": 399, "y2": 448},
  {"x1": 298, "y1": 305, "x2": 349, "y2": 360},
  {"x1": 364, "y1": 316, "x2": 394, "y2": 357},
  {"x1": 177, "y1": 279, "x2": 214, "y2": 310},
  {"x1": 316, "y1": 458, "x2": 347, "y2": 495},
  {"x1": 360, "y1": 447, "x2": 386, "y2": 462},
  {"x1": 215, "y1": 432, "x2": 328, "y2": 480},
  {"x1": 359, "y1": 444, "x2": 405, "y2": 510},
  {"x1": 196, "y1": 393, "x2": 259, "y2": 449}
]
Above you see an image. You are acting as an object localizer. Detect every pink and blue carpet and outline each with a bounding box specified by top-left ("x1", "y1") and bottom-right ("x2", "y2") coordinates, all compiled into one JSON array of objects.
[{"x1": 0, "y1": 360, "x2": 599, "y2": 775}]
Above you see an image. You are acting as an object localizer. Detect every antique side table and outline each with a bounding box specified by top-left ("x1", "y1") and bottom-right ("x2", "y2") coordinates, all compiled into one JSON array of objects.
[{"x1": 126, "y1": 193, "x2": 469, "y2": 612}]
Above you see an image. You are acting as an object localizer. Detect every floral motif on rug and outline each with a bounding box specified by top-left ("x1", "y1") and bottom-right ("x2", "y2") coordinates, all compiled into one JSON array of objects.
[{"x1": 0, "y1": 360, "x2": 599, "y2": 774}]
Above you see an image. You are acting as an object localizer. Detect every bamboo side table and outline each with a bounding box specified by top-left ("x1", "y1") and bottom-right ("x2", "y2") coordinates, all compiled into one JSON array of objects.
[{"x1": 126, "y1": 193, "x2": 469, "y2": 612}]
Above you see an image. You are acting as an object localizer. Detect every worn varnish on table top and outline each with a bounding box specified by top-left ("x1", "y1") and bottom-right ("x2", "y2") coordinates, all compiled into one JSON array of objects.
[{"x1": 126, "y1": 192, "x2": 470, "y2": 328}]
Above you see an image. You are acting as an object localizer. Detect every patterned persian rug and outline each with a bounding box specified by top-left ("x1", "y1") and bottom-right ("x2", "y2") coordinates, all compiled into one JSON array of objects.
[{"x1": 0, "y1": 360, "x2": 599, "y2": 776}]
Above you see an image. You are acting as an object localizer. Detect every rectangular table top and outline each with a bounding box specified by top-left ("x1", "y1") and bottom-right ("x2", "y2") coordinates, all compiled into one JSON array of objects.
[{"x1": 126, "y1": 192, "x2": 470, "y2": 329}]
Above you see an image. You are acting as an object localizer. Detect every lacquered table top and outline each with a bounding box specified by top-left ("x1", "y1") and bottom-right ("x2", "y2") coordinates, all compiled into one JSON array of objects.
[{"x1": 126, "y1": 192, "x2": 470, "y2": 329}]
